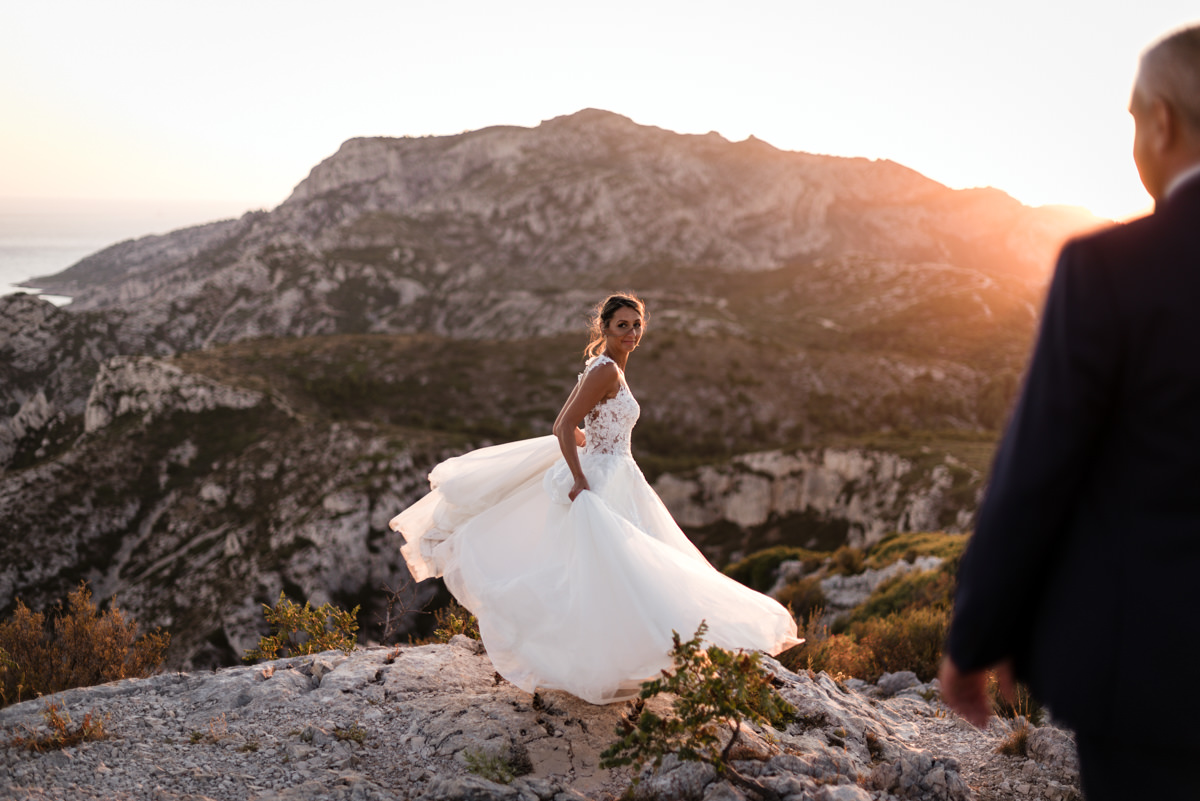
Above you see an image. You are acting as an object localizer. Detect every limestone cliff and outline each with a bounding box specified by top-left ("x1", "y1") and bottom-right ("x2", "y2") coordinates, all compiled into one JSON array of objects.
[
  {"x1": 0, "y1": 353, "x2": 441, "y2": 669},
  {"x1": 84, "y1": 356, "x2": 265, "y2": 433},
  {"x1": 655, "y1": 447, "x2": 979, "y2": 561}
]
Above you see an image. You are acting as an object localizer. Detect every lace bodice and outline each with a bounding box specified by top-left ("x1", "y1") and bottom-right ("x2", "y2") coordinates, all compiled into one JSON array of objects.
[{"x1": 581, "y1": 355, "x2": 640, "y2": 457}]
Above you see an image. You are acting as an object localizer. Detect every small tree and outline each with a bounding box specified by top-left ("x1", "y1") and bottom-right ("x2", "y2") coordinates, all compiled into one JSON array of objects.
[
  {"x1": 431, "y1": 601, "x2": 480, "y2": 643},
  {"x1": 600, "y1": 622, "x2": 795, "y2": 800},
  {"x1": 243, "y1": 592, "x2": 359, "y2": 661}
]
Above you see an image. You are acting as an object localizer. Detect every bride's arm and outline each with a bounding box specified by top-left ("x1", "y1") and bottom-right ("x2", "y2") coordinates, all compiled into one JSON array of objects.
[
  {"x1": 553, "y1": 362, "x2": 620, "y2": 500},
  {"x1": 554, "y1": 384, "x2": 587, "y2": 447}
]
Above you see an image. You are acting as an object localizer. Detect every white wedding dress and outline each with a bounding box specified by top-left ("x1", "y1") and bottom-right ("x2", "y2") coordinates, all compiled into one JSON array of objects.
[{"x1": 390, "y1": 354, "x2": 800, "y2": 704}]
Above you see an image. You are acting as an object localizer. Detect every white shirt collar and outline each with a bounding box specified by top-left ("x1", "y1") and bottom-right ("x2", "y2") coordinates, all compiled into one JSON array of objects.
[{"x1": 1164, "y1": 161, "x2": 1200, "y2": 199}]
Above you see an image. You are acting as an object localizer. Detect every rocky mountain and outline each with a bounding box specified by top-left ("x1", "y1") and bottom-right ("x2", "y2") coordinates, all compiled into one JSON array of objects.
[
  {"x1": 12, "y1": 108, "x2": 1105, "y2": 458},
  {"x1": 26, "y1": 109, "x2": 1097, "y2": 359},
  {"x1": 2, "y1": 109, "x2": 1106, "y2": 668},
  {"x1": 0, "y1": 640, "x2": 1082, "y2": 801}
]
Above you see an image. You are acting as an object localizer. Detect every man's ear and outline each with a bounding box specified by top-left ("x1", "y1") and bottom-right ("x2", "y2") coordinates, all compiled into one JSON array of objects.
[{"x1": 1150, "y1": 96, "x2": 1177, "y2": 153}]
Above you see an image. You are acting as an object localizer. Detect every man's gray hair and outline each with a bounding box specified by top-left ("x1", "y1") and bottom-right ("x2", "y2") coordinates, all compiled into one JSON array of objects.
[{"x1": 1141, "y1": 24, "x2": 1200, "y2": 133}]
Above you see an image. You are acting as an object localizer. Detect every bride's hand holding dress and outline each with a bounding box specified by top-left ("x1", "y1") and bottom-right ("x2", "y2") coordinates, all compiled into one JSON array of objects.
[{"x1": 554, "y1": 357, "x2": 619, "y2": 501}]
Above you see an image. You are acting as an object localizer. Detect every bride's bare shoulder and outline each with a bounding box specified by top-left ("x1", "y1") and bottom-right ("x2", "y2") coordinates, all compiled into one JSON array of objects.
[
  {"x1": 577, "y1": 357, "x2": 621, "y2": 396},
  {"x1": 583, "y1": 358, "x2": 619, "y2": 380}
]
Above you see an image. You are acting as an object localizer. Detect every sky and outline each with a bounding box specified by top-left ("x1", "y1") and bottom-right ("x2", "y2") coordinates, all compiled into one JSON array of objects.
[{"x1": 2, "y1": 1, "x2": 1198, "y2": 224}]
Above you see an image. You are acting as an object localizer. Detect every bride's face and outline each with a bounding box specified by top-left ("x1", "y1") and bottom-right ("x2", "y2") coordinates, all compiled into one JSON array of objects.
[{"x1": 604, "y1": 306, "x2": 644, "y2": 354}]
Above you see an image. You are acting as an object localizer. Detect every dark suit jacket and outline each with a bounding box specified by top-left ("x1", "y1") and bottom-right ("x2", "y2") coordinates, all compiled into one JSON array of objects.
[{"x1": 947, "y1": 173, "x2": 1200, "y2": 740}]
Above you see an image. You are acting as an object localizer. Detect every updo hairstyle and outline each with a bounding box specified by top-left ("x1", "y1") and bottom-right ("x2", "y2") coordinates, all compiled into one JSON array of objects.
[{"x1": 583, "y1": 293, "x2": 647, "y2": 359}]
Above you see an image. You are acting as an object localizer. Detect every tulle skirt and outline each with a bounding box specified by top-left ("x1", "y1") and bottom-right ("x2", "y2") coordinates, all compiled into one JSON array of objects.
[{"x1": 390, "y1": 435, "x2": 801, "y2": 704}]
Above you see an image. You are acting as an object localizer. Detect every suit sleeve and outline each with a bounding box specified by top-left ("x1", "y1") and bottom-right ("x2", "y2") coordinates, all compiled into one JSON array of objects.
[{"x1": 946, "y1": 239, "x2": 1121, "y2": 671}]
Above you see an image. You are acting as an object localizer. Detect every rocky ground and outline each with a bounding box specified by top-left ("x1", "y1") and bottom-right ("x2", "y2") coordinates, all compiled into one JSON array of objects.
[{"x1": 0, "y1": 639, "x2": 1080, "y2": 801}]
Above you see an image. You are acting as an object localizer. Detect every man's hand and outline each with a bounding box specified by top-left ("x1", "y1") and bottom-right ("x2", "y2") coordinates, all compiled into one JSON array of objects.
[{"x1": 938, "y1": 656, "x2": 1015, "y2": 728}]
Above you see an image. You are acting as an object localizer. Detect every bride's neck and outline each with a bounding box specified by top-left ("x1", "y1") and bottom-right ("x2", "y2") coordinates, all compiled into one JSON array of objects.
[{"x1": 602, "y1": 349, "x2": 629, "y2": 371}]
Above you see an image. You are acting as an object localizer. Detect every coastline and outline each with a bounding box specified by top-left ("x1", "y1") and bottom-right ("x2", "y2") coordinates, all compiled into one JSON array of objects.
[{"x1": 0, "y1": 196, "x2": 258, "y2": 306}]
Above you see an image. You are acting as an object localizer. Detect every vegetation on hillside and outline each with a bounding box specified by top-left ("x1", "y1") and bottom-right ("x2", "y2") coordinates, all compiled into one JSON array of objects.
[
  {"x1": 171, "y1": 332, "x2": 1004, "y2": 481},
  {"x1": 725, "y1": 531, "x2": 1036, "y2": 722},
  {"x1": 724, "y1": 532, "x2": 965, "y2": 684},
  {"x1": 0, "y1": 582, "x2": 169, "y2": 709}
]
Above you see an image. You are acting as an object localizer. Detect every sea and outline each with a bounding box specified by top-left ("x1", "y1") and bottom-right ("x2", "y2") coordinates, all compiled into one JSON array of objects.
[{"x1": 0, "y1": 198, "x2": 259, "y2": 306}]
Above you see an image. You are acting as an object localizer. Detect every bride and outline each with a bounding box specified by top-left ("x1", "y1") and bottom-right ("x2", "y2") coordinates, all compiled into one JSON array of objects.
[{"x1": 390, "y1": 293, "x2": 800, "y2": 704}]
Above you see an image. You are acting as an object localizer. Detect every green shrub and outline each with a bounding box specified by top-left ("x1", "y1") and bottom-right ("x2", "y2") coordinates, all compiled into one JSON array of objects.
[
  {"x1": 840, "y1": 568, "x2": 954, "y2": 627},
  {"x1": 334, "y1": 724, "x2": 368, "y2": 744},
  {"x1": 464, "y1": 748, "x2": 516, "y2": 784},
  {"x1": 243, "y1": 592, "x2": 359, "y2": 661},
  {"x1": 723, "y1": 546, "x2": 827, "y2": 592},
  {"x1": 0, "y1": 582, "x2": 169, "y2": 708},
  {"x1": 432, "y1": 601, "x2": 480, "y2": 643},
  {"x1": 864, "y1": 532, "x2": 967, "y2": 570},
  {"x1": 600, "y1": 622, "x2": 795, "y2": 798},
  {"x1": 408, "y1": 600, "x2": 481, "y2": 646}
]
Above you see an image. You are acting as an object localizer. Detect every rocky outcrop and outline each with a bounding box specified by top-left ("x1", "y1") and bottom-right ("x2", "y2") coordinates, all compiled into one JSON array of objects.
[
  {"x1": 655, "y1": 449, "x2": 980, "y2": 561},
  {"x1": 83, "y1": 356, "x2": 265, "y2": 433},
  {"x1": 0, "y1": 355, "x2": 445, "y2": 670},
  {"x1": 0, "y1": 640, "x2": 1081, "y2": 800},
  {"x1": 0, "y1": 294, "x2": 132, "y2": 472},
  {"x1": 768, "y1": 555, "x2": 946, "y2": 619}
]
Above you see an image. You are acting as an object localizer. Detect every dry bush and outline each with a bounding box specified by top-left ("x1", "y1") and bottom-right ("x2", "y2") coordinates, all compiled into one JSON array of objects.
[
  {"x1": 784, "y1": 609, "x2": 875, "y2": 680},
  {"x1": 988, "y1": 673, "x2": 1045, "y2": 726},
  {"x1": 7, "y1": 701, "x2": 108, "y2": 752},
  {"x1": 775, "y1": 576, "x2": 826, "y2": 624},
  {"x1": 851, "y1": 605, "x2": 947, "y2": 681},
  {"x1": 784, "y1": 605, "x2": 947, "y2": 683},
  {"x1": 801, "y1": 633, "x2": 876, "y2": 681},
  {"x1": 0, "y1": 582, "x2": 169, "y2": 708},
  {"x1": 997, "y1": 720, "x2": 1031, "y2": 757},
  {"x1": 831, "y1": 545, "x2": 865, "y2": 576}
]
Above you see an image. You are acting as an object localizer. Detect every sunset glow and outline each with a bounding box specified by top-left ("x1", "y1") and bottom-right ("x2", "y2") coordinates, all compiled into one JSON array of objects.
[{"x1": 1, "y1": 1, "x2": 1196, "y2": 223}]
